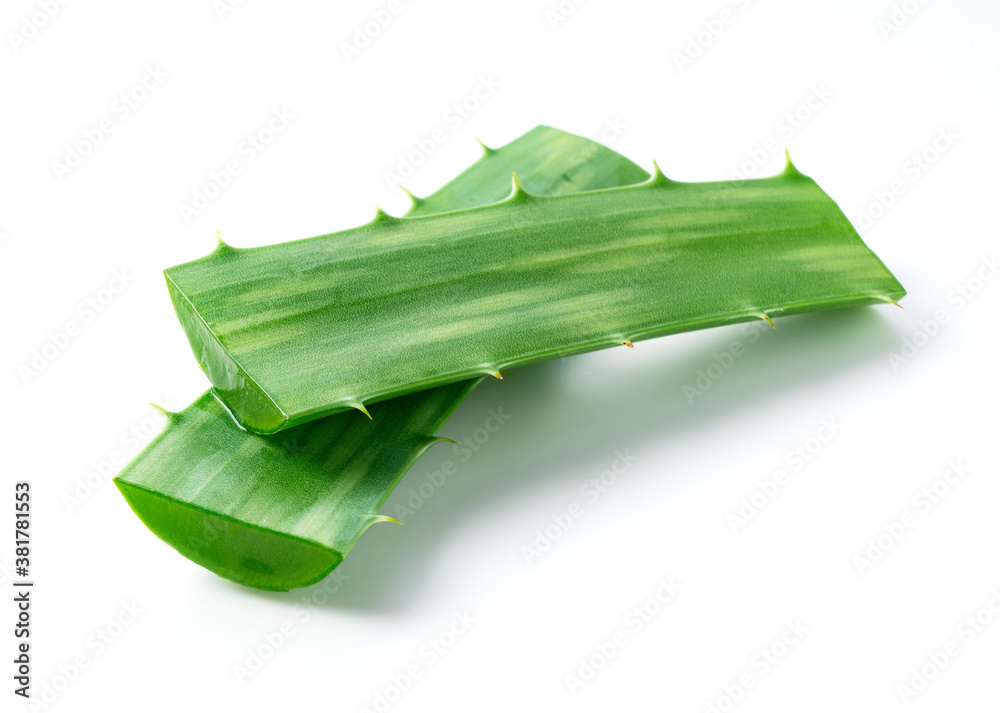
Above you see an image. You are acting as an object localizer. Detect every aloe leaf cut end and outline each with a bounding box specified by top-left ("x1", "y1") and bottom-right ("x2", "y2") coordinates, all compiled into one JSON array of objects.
[
  {"x1": 114, "y1": 382, "x2": 476, "y2": 591},
  {"x1": 115, "y1": 479, "x2": 344, "y2": 591}
]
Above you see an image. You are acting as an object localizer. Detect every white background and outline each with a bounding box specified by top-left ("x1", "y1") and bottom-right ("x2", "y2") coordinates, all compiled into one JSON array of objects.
[{"x1": 3, "y1": 0, "x2": 998, "y2": 711}]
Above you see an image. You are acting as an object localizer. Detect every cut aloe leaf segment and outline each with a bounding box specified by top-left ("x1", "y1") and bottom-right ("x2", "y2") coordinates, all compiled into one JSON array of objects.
[{"x1": 166, "y1": 146, "x2": 904, "y2": 435}]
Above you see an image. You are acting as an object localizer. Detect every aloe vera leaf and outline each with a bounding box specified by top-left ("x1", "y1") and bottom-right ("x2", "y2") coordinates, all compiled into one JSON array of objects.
[
  {"x1": 116, "y1": 126, "x2": 647, "y2": 591},
  {"x1": 404, "y1": 124, "x2": 650, "y2": 216},
  {"x1": 114, "y1": 383, "x2": 475, "y2": 591},
  {"x1": 166, "y1": 159, "x2": 906, "y2": 434}
]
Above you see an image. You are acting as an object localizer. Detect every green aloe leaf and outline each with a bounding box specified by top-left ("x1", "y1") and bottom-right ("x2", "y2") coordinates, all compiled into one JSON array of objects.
[
  {"x1": 404, "y1": 124, "x2": 650, "y2": 216},
  {"x1": 115, "y1": 384, "x2": 475, "y2": 591},
  {"x1": 166, "y1": 155, "x2": 905, "y2": 434},
  {"x1": 116, "y1": 126, "x2": 649, "y2": 591}
]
